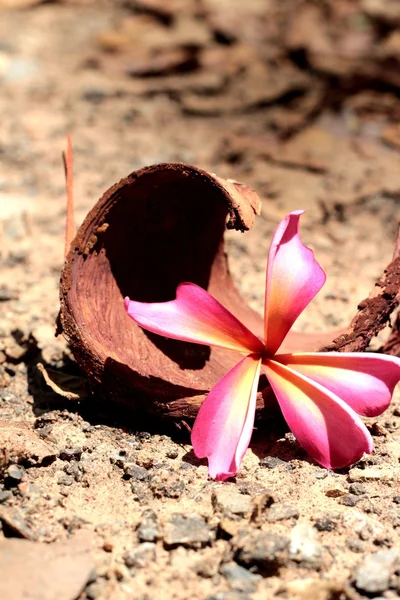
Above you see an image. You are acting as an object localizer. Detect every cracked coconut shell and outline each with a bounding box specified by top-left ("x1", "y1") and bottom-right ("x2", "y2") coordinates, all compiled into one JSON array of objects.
[{"x1": 58, "y1": 162, "x2": 400, "y2": 419}]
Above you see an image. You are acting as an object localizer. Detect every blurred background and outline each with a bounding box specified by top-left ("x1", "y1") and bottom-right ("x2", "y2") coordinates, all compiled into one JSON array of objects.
[
  {"x1": 1, "y1": 0, "x2": 400, "y2": 322},
  {"x1": 0, "y1": 0, "x2": 400, "y2": 335}
]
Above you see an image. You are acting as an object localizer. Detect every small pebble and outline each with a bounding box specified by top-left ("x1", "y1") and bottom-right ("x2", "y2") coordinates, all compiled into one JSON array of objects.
[
  {"x1": 165, "y1": 447, "x2": 179, "y2": 459},
  {"x1": 136, "y1": 432, "x2": 151, "y2": 442},
  {"x1": 194, "y1": 555, "x2": 219, "y2": 578},
  {"x1": 131, "y1": 482, "x2": 149, "y2": 504},
  {"x1": 135, "y1": 450, "x2": 154, "y2": 469},
  {"x1": 163, "y1": 514, "x2": 213, "y2": 549},
  {"x1": 82, "y1": 88, "x2": 108, "y2": 104},
  {"x1": 102, "y1": 539, "x2": 114, "y2": 552},
  {"x1": 359, "y1": 525, "x2": 372, "y2": 541},
  {"x1": 349, "y1": 468, "x2": 391, "y2": 482},
  {"x1": 59, "y1": 447, "x2": 83, "y2": 461},
  {"x1": 6, "y1": 464, "x2": 25, "y2": 484},
  {"x1": 179, "y1": 462, "x2": 194, "y2": 471},
  {"x1": 289, "y1": 523, "x2": 324, "y2": 568},
  {"x1": 314, "y1": 517, "x2": 336, "y2": 532},
  {"x1": 355, "y1": 549, "x2": 400, "y2": 594},
  {"x1": 114, "y1": 564, "x2": 129, "y2": 581},
  {"x1": 259, "y1": 456, "x2": 284, "y2": 469},
  {"x1": 346, "y1": 537, "x2": 365, "y2": 553},
  {"x1": 212, "y1": 487, "x2": 252, "y2": 517},
  {"x1": 0, "y1": 285, "x2": 18, "y2": 301},
  {"x1": 150, "y1": 471, "x2": 185, "y2": 499},
  {"x1": 370, "y1": 422, "x2": 387, "y2": 436},
  {"x1": 266, "y1": 504, "x2": 299, "y2": 522},
  {"x1": 81, "y1": 422, "x2": 93, "y2": 433},
  {"x1": 137, "y1": 509, "x2": 160, "y2": 543},
  {"x1": 349, "y1": 483, "x2": 367, "y2": 496},
  {"x1": 57, "y1": 474, "x2": 74, "y2": 486},
  {"x1": 220, "y1": 561, "x2": 261, "y2": 592},
  {"x1": 342, "y1": 494, "x2": 359, "y2": 507},
  {"x1": 325, "y1": 488, "x2": 345, "y2": 498},
  {"x1": 123, "y1": 542, "x2": 156, "y2": 568},
  {"x1": 206, "y1": 592, "x2": 248, "y2": 600},
  {"x1": 64, "y1": 462, "x2": 83, "y2": 482},
  {"x1": 0, "y1": 506, "x2": 35, "y2": 539},
  {"x1": 234, "y1": 530, "x2": 289, "y2": 569},
  {"x1": 124, "y1": 465, "x2": 150, "y2": 482},
  {"x1": 85, "y1": 582, "x2": 102, "y2": 600},
  {"x1": 0, "y1": 490, "x2": 12, "y2": 503}
]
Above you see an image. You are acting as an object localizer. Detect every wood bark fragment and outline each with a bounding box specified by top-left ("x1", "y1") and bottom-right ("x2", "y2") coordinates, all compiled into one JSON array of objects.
[{"x1": 320, "y1": 224, "x2": 400, "y2": 354}]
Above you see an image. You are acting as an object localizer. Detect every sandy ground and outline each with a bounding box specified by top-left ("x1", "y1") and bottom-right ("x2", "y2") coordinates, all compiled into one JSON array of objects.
[{"x1": 1, "y1": 2, "x2": 400, "y2": 599}]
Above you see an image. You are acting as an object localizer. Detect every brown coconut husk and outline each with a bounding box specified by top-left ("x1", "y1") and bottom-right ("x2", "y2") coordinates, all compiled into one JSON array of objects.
[{"x1": 58, "y1": 160, "x2": 400, "y2": 420}]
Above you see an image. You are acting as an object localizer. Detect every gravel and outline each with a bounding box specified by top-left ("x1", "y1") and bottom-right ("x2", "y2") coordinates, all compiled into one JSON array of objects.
[
  {"x1": 124, "y1": 465, "x2": 151, "y2": 481},
  {"x1": 163, "y1": 514, "x2": 214, "y2": 549},
  {"x1": 341, "y1": 494, "x2": 359, "y2": 507},
  {"x1": 212, "y1": 487, "x2": 252, "y2": 517},
  {"x1": 258, "y1": 457, "x2": 285, "y2": 469},
  {"x1": 137, "y1": 509, "x2": 160, "y2": 543},
  {"x1": 220, "y1": 562, "x2": 261, "y2": 592},
  {"x1": 123, "y1": 542, "x2": 156, "y2": 568},
  {"x1": 314, "y1": 517, "x2": 337, "y2": 532},
  {"x1": 5, "y1": 464, "x2": 25, "y2": 484},
  {"x1": 348, "y1": 483, "x2": 367, "y2": 495},
  {"x1": 354, "y1": 549, "x2": 400, "y2": 594},
  {"x1": 266, "y1": 503, "x2": 299, "y2": 522},
  {"x1": 233, "y1": 530, "x2": 289, "y2": 573},
  {"x1": 289, "y1": 523, "x2": 324, "y2": 569}
]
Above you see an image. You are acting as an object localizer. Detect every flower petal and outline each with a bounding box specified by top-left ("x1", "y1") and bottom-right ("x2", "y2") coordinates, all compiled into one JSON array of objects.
[
  {"x1": 264, "y1": 211, "x2": 326, "y2": 354},
  {"x1": 191, "y1": 355, "x2": 261, "y2": 481},
  {"x1": 276, "y1": 352, "x2": 400, "y2": 417},
  {"x1": 263, "y1": 359, "x2": 373, "y2": 469},
  {"x1": 125, "y1": 283, "x2": 264, "y2": 353}
]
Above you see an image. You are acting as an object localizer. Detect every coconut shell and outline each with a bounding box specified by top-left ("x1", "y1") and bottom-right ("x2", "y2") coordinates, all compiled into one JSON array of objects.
[
  {"x1": 59, "y1": 163, "x2": 270, "y2": 418},
  {"x1": 58, "y1": 162, "x2": 400, "y2": 419}
]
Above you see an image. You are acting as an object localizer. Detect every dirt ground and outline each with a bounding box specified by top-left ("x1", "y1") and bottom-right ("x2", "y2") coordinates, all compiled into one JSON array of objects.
[{"x1": 1, "y1": 1, "x2": 400, "y2": 599}]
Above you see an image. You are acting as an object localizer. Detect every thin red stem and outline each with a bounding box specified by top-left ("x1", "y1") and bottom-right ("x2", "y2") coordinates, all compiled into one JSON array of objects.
[{"x1": 63, "y1": 134, "x2": 75, "y2": 258}]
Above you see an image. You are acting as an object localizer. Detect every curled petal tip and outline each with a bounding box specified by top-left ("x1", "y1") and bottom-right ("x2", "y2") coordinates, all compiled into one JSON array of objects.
[{"x1": 264, "y1": 212, "x2": 326, "y2": 354}]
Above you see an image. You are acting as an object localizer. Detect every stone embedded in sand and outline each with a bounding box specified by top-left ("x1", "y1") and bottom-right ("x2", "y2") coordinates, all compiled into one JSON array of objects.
[
  {"x1": 219, "y1": 561, "x2": 261, "y2": 593},
  {"x1": 348, "y1": 467, "x2": 396, "y2": 482},
  {"x1": 266, "y1": 504, "x2": 299, "y2": 523},
  {"x1": 211, "y1": 487, "x2": 252, "y2": 517},
  {"x1": 163, "y1": 514, "x2": 214, "y2": 549},
  {"x1": 289, "y1": 523, "x2": 324, "y2": 569},
  {"x1": 354, "y1": 548, "x2": 400, "y2": 594},
  {"x1": 137, "y1": 509, "x2": 160, "y2": 543},
  {"x1": 123, "y1": 543, "x2": 156, "y2": 569},
  {"x1": 233, "y1": 530, "x2": 289, "y2": 573}
]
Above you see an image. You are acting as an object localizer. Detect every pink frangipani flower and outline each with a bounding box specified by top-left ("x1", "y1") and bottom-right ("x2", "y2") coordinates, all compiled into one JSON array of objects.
[{"x1": 124, "y1": 211, "x2": 400, "y2": 480}]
